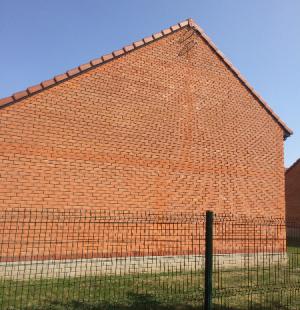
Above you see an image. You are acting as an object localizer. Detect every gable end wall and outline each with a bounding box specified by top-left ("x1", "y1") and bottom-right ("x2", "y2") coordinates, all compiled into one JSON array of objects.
[{"x1": 0, "y1": 28, "x2": 285, "y2": 219}]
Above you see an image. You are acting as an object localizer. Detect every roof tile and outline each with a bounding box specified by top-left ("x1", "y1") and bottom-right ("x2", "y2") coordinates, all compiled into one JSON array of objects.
[
  {"x1": 153, "y1": 32, "x2": 163, "y2": 39},
  {"x1": 133, "y1": 40, "x2": 144, "y2": 48},
  {"x1": 188, "y1": 18, "x2": 196, "y2": 26},
  {"x1": 179, "y1": 20, "x2": 189, "y2": 27},
  {"x1": 171, "y1": 24, "x2": 180, "y2": 31},
  {"x1": 41, "y1": 79, "x2": 55, "y2": 88},
  {"x1": 27, "y1": 84, "x2": 43, "y2": 94},
  {"x1": 123, "y1": 44, "x2": 134, "y2": 52},
  {"x1": 102, "y1": 53, "x2": 114, "y2": 61},
  {"x1": 90, "y1": 58, "x2": 103, "y2": 66},
  {"x1": 0, "y1": 96, "x2": 13, "y2": 106},
  {"x1": 13, "y1": 90, "x2": 29, "y2": 100},
  {"x1": 162, "y1": 28, "x2": 172, "y2": 35},
  {"x1": 143, "y1": 36, "x2": 154, "y2": 43},
  {"x1": 79, "y1": 63, "x2": 92, "y2": 71},
  {"x1": 54, "y1": 73, "x2": 68, "y2": 82},
  {"x1": 113, "y1": 49, "x2": 125, "y2": 57},
  {"x1": 67, "y1": 68, "x2": 80, "y2": 77}
]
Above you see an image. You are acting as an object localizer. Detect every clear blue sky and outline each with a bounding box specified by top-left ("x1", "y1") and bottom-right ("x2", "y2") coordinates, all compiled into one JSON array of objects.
[{"x1": 0, "y1": 0, "x2": 299, "y2": 167}]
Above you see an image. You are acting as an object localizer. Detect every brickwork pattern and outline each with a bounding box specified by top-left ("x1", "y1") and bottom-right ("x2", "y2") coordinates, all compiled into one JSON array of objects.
[
  {"x1": 0, "y1": 208, "x2": 286, "y2": 264},
  {"x1": 0, "y1": 25, "x2": 286, "y2": 218},
  {"x1": 286, "y1": 159, "x2": 300, "y2": 221},
  {"x1": 0, "y1": 208, "x2": 294, "y2": 310}
]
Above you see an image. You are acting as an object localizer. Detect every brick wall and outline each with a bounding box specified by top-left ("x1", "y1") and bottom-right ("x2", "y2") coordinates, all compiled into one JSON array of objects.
[
  {"x1": 0, "y1": 208, "x2": 286, "y2": 262},
  {"x1": 0, "y1": 27, "x2": 286, "y2": 219},
  {"x1": 286, "y1": 160, "x2": 300, "y2": 221}
]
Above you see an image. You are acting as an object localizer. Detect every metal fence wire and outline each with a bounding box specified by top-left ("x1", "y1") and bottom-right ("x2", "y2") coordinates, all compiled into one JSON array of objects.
[{"x1": 0, "y1": 208, "x2": 299, "y2": 309}]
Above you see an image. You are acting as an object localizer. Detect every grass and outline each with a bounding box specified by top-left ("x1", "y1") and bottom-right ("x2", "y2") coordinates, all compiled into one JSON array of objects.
[
  {"x1": 2, "y1": 272, "x2": 202, "y2": 309},
  {"x1": 0, "y1": 248, "x2": 299, "y2": 309}
]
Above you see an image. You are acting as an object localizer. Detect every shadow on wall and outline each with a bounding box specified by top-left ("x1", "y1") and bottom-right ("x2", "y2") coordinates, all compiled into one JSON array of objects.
[{"x1": 20, "y1": 292, "x2": 290, "y2": 310}]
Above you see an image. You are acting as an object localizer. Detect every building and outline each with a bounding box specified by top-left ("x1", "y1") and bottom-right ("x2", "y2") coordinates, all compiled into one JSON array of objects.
[
  {"x1": 286, "y1": 159, "x2": 300, "y2": 222},
  {"x1": 0, "y1": 19, "x2": 292, "y2": 266}
]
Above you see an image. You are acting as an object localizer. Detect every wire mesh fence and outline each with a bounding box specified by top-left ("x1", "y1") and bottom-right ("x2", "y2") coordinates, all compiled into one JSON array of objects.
[
  {"x1": 0, "y1": 208, "x2": 206, "y2": 309},
  {"x1": 212, "y1": 216, "x2": 299, "y2": 309},
  {"x1": 0, "y1": 208, "x2": 299, "y2": 309}
]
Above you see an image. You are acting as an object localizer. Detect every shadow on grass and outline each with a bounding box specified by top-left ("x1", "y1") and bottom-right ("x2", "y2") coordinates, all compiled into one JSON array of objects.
[{"x1": 20, "y1": 292, "x2": 290, "y2": 310}]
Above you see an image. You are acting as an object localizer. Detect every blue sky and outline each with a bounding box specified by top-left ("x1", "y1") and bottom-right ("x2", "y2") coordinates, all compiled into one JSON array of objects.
[{"x1": 0, "y1": 0, "x2": 299, "y2": 167}]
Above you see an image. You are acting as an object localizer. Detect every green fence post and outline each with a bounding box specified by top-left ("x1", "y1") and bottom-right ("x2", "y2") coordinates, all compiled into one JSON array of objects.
[{"x1": 204, "y1": 210, "x2": 214, "y2": 310}]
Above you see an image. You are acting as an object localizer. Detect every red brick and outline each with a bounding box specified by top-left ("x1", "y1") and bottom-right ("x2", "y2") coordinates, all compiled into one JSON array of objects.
[
  {"x1": 286, "y1": 159, "x2": 300, "y2": 221},
  {"x1": 0, "y1": 21, "x2": 290, "y2": 258}
]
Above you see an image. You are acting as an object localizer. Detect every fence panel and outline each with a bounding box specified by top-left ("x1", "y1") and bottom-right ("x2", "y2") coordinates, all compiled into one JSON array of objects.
[
  {"x1": 212, "y1": 216, "x2": 300, "y2": 309},
  {"x1": 0, "y1": 208, "x2": 206, "y2": 309},
  {"x1": 0, "y1": 208, "x2": 299, "y2": 309}
]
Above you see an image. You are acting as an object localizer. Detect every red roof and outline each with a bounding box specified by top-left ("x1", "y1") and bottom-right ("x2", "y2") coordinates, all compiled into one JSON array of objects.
[{"x1": 0, "y1": 18, "x2": 292, "y2": 138}]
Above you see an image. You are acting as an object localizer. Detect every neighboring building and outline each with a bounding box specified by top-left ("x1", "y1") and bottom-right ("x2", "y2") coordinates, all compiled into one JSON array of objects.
[
  {"x1": 286, "y1": 159, "x2": 300, "y2": 222},
  {"x1": 0, "y1": 19, "x2": 292, "y2": 261}
]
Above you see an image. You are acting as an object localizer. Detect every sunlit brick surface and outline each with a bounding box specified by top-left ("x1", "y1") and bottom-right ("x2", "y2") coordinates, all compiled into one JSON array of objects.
[{"x1": 0, "y1": 27, "x2": 286, "y2": 218}]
